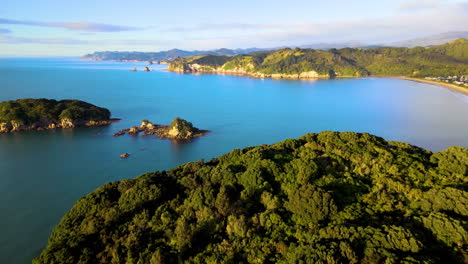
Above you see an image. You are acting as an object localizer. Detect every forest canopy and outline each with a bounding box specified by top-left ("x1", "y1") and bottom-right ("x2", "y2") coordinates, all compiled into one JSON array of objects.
[
  {"x1": 0, "y1": 99, "x2": 111, "y2": 125},
  {"x1": 34, "y1": 131, "x2": 468, "y2": 264}
]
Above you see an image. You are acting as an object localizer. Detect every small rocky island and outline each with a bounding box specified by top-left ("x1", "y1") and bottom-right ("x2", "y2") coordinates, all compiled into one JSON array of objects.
[
  {"x1": 114, "y1": 117, "x2": 208, "y2": 140},
  {"x1": 0, "y1": 98, "x2": 118, "y2": 133}
]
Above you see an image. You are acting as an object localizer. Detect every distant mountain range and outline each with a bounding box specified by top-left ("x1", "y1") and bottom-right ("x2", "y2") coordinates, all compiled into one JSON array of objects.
[
  {"x1": 298, "y1": 32, "x2": 468, "y2": 50},
  {"x1": 82, "y1": 31, "x2": 468, "y2": 62},
  {"x1": 390, "y1": 31, "x2": 468, "y2": 48},
  {"x1": 81, "y1": 48, "x2": 267, "y2": 62}
]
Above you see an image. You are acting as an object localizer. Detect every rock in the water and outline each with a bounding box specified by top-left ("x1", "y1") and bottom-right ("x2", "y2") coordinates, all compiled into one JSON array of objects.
[
  {"x1": 165, "y1": 117, "x2": 197, "y2": 139},
  {"x1": 113, "y1": 118, "x2": 208, "y2": 140},
  {"x1": 140, "y1": 120, "x2": 156, "y2": 130},
  {"x1": 128, "y1": 126, "x2": 141, "y2": 135}
]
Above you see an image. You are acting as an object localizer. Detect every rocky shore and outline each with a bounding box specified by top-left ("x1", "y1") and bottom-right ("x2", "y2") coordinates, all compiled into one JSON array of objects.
[
  {"x1": 114, "y1": 118, "x2": 208, "y2": 140},
  {"x1": 168, "y1": 63, "x2": 332, "y2": 79},
  {"x1": 0, "y1": 98, "x2": 119, "y2": 133},
  {"x1": 0, "y1": 118, "x2": 120, "y2": 133}
]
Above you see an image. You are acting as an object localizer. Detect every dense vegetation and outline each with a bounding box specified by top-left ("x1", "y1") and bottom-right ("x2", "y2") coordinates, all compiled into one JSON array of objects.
[
  {"x1": 169, "y1": 39, "x2": 468, "y2": 77},
  {"x1": 169, "y1": 117, "x2": 199, "y2": 135},
  {"x1": 81, "y1": 48, "x2": 265, "y2": 62},
  {"x1": 0, "y1": 99, "x2": 110, "y2": 125},
  {"x1": 34, "y1": 131, "x2": 468, "y2": 263}
]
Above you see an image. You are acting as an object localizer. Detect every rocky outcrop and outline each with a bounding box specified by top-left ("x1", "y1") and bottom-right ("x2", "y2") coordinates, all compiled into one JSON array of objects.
[
  {"x1": 120, "y1": 153, "x2": 130, "y2": 158},
  {"x1": 114, "y1": 118, "x2": 208, "y2": 140}
]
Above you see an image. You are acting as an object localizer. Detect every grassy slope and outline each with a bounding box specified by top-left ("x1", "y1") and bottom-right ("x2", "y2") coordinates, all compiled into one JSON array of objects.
[{"x1": 169, "y1": 39, "x2": 468, "y2": 78}]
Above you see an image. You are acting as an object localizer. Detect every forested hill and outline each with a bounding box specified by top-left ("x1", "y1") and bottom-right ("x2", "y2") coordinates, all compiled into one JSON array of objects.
[
  {"x1": 0, "y1": 99, "x2": 113, "y2": 133},
  {"x1": 168, "y1": 39, "x2": 468, "y2": 78},
  {"x1": 34, "y1": 131, "x2": 468, "y2": 263},
  {"x1": 81, "y1": 48, "x2": 266, "y2": 62}
]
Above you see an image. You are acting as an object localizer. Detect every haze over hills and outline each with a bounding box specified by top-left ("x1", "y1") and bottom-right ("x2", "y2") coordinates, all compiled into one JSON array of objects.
[
  {"x1": 300, "y1": 31, "x2": 468, "y2": 50},
  {"x1": 81, "y1": 48, "x2": 268, "y2": 62},
  {"x1": 391, "y1": 31, "x2": 468, "y2": 48},
  {"x1": 82, "y1": 32, "x2": 468, "y2": 62}
]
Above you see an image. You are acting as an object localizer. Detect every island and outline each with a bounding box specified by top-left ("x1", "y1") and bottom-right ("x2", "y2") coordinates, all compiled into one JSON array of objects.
[
  {"x1": 114, "y1": 117, "x2": 208, "y2": 140},
  {"x1": 34, "y1": 131, "x2": 468, "y2": 264},
  {"x1": 168, "y1": 39, "x2": 468, "y2": 80},
  {"x1": 0, "y1": 98, "x2": 118, "y2": 133}
]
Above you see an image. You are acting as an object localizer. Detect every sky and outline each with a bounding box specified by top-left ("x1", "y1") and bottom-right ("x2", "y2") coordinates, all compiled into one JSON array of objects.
[{"x1": 0, "y1": 0, "x2": 467, "y2": 56}]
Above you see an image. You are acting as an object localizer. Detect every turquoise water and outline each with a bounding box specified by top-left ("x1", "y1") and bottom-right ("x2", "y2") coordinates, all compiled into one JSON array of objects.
[{"x1": 1, "y1": 58, "x2": 468, "y2": 263}]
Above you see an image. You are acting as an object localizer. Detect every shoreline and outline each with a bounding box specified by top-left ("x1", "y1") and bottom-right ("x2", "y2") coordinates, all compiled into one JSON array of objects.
[
  {"x1": 165, "y1": 68, "x2": 365, "y2": 80},
  {"x1": 398, "y1": 77, "x2": 468, "y2": 95},
  {"x1": 0, "y1": 118, "x2": 120, "y2": 133},
  {"x1": 166, "y1": 69, "x2": 468, "y2": 95}
]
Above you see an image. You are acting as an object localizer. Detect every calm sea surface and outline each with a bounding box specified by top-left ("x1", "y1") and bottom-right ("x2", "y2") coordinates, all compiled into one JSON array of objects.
[{"x1": 1, "y1": 58, "x2": 467, "y2": 263}]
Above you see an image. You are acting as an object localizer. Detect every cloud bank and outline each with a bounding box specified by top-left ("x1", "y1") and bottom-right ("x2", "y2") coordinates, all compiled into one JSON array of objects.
[
  {"x1": 0, "y1": 18, "x2": 141, "y2": 32},
  {"x1": 0, "y1": 1, "x2": 466, "y2": 52}
]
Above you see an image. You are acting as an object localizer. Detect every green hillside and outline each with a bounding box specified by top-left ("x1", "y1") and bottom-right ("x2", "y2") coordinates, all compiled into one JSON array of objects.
[
  {"x1": 34, "y1": 131, "x2": 468, "y2": 264},
  {"x1": 0, "y1": 99, "x2": 110, "y2": 125},
  {"x1": 169, "y1": 39, "x2": 468, "y2": 78}
]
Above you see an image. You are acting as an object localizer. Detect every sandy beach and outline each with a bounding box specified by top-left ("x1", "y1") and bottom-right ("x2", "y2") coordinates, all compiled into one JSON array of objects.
[{"x1": 400, "y1": 77, "x2": 468, "y2": 95}]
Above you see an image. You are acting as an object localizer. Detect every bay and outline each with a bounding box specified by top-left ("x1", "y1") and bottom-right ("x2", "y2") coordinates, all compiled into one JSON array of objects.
[{"x1": 0, "y1": 58, "x2": 467, "y2": 264}]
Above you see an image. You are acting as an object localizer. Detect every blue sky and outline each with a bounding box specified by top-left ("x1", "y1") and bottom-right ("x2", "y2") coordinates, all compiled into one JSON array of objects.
[{"x1": 1, "y1": 0, "x2": 467, "y2": 56}]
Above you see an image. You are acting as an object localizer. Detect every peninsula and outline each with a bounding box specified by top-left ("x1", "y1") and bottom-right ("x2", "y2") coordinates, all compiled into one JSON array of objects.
[
  {"x1": 0, "y1": 99, "x2": 118, "y2": 133},
  {"x1": 34, "y1": 131, "x2": 468, "y2": 263},
  {"x1": 168, "y1": 39, "x2": 468, "y2": 79},
  {"x1": 114, "y1": 118, "x2": 208, "y2": 140}
]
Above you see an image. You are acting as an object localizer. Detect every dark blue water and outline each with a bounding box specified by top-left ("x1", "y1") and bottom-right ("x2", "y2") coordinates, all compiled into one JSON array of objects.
[{"x1": 1, "y1": 58, "x2": 467, "y2": 264}]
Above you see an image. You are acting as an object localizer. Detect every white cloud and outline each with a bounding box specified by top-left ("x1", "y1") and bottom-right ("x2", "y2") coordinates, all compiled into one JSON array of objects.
[
  {"x1": 0, "y1": 2, "x2": 466, "y2": 53},
  {"x1": 0, "y1": 18, "x2": 142, "y2": 32}
]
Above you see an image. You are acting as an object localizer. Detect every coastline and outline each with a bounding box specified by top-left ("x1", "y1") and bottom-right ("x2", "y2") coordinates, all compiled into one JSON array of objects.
[
  {"x1": 165, "y1": 68, "x2": 363, "y2": 80},
  {"x1": 166, "y1": 68, "x2": 468, "y2": 95},
  {"x1": 398, "y1": 77, "x2": 468, "y2": 95},
  {"x1": 0, "y1": 118, "x2": 120, "y2": 133}
]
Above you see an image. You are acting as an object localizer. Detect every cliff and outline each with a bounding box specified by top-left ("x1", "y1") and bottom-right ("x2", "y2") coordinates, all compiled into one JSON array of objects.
[
  {"x1": 34, "y1": 131, "x2": 468, "y2": 263},
  {"x1": 168, "y1": 39, "x2": 468, "y2": 79},
  {"x1": 0, "y1": 99, "x2": 117, "y2": 133}
]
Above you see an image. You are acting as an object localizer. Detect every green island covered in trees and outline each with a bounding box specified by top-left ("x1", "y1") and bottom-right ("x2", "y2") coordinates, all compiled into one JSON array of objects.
[
  {"x1": 34, "y1": 131, "x2": 468, "y2": 263},
  {"x1": 0, "y1": 99, "x2": 116, "y2": 133},
  {"x1": 168, "y1": 39, "x2": 468, "y2": 79}
]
